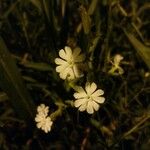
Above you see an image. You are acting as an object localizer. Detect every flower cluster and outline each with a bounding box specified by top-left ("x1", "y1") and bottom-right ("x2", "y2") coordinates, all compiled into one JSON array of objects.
[
  {"x1": 35, "y1": 46, "x2": 125, "y2": 133},
  {"x1": 55, "y1": 46, "x2": 85, "y2": 80},
  {"x1": 35, "y1": 104, "x2": 53, "y2": 133},
  {"x1": 74, "y1": 82, "x2": 105, "y2": 114},
  {"x1": 54, "y1": 46, "x2": 106, "y2": 114}
]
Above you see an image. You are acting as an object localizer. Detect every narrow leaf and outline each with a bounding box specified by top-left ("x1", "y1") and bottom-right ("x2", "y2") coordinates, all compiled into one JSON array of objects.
[
  {"x1": 0, "y1": 0, "x2": 18, "y2": 19},
  {"x1": 22, "y1": 76, "x2": 38, "y2": 83},
  {"x1": 125, "y1": 32, "x2": 150, "y2": 69},
  {"x1": 89, "y1": 35, "x2": 100, "y2": 53},
  {"x1": 42, "y1": 0, "x2": 50, "y2": 21},
  {"x1": 61, "y1": 0, "x2": 67, "y2": 17},
  {"x1": 0, "y1": 37, "x2": 35, "y2": 121},
  {"x1": 22, "y1": 62, "x2": 52, "y2": 71},
  {"x1": 79, "y1": 6, "x2": 91, "y2": 34},
  {"x1": 29, "y1": 0, "x2": 42, "y2": 12},
  {"x1": 88, "y1": 0, "x2": 98, "y2": 15}
]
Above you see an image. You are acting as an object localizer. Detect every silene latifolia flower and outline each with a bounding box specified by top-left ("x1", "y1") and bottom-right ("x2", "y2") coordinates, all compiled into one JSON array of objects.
[
  {"x1": 74, "y1": 82, "x2": 105, "y2": 114},
  {"x1": 35, "y1": 104, "x2": 53, "y2": 133},
  {"x1": 55, "y1": 46, "x2": 85, "y2": 80},
  {"x1": 108, "y1": 54, "x2": 124, "y2": 75}
]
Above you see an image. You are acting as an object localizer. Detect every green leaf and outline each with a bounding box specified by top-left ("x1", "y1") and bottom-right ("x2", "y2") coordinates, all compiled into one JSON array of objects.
[
  {"x1": 29, "y1": 0, "x2": 42, "y2": 12},
  {"x1": 22, "y1": 76, "x2": 37, "y2": 83},
  {"x1": 88, "y1": 0, "x2": 98, "y2": 15},
  {"x1": 61, "y1": 0, "x2": 67, "y2": 17},
  {"x1": 125, "y1": 32, "x2": 150, "y2": 70},
  {"x1": 22, "y1": 62, "x2": 52, "y2": 71},
  {"x1": 0, "y1": 37, "x2": 35, "y2": 121},
  {"x1": 79, "y1": 6, "x2": 91, "y2": 34},
  {"x1": 0, "y1": 0, "x2": 18, "y2": 19},
  {"x1": 89, "y1": 35, "x2": 100, "y2": 53},
  {"x1": 42, "y1": 0, "x2": 50, "y2": 21}
]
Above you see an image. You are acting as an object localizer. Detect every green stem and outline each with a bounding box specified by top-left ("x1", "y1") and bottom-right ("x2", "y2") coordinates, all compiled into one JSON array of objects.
[
  {"x1": 98, "y1": 3, "x2": 112, "y2": 72},
  {"x1": 110, "y1": 113, "x2": 150, "y2": 148},
  {"x1": 50, "y1": 102, "x2": 66, "y2": 121}
]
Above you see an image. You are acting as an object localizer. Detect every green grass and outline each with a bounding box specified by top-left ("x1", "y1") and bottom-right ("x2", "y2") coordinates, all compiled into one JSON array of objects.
[{"x1": 0, "y1": 0, "x2": 150, "y2": 149}]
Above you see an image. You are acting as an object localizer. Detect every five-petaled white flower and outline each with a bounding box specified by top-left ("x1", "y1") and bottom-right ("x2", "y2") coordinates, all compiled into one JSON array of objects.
[
  {"x1": 35, "y1": 104, "x2": 53, "y2": 133},
  {"x1": 55, "y1": 46, "x2": 85, "y2": 80},
  {"x1": 74, "y1": 82, "x2": 105, "y2": 114}
]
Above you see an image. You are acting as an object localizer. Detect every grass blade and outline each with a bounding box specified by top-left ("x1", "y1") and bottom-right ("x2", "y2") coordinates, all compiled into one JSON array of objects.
[
  {"x1": 79, "y1": 6, "x2": 91, "y2": 34},
  {"x1": 125, "y1": 32, "x2": 150, "y2": 69},
  {"x1": 88, "y1": 0, "x2": 98, "y2": 15},
  {"x1": 29, "y1": 0, "x2": 42, "y2": 12},
  {"x1": 22, "y1": 62, "x2": 53, "y2": 71},
  {"x1": 0, "y1": 37, "x2": 35, "y2": 121}
]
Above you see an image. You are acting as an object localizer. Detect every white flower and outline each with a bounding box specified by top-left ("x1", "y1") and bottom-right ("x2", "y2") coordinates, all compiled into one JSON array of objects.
[
  {"x1": 37, "y1": 104, "x2": 49, "y2": 116},
  {"x1": 74, "y1": 82, "x2": 105, "y2": 114},
  {"x1": 35, "y1": 104, "x2": 53, "y2": 133},
  {"x1": 55, "y1": 46, "x2": 85, "y2": 80},
  {"x1": 108, "y1": 54, "x2": 124, "y2": 75},
  {"x1": 35, "y1": 114, "x2": 53, "y2": 133}
]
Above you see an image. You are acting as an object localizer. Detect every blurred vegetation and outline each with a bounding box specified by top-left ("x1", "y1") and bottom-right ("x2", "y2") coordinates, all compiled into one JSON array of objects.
[{"x1": 0, "y1": 0, "x2": 150, "y2": 149}]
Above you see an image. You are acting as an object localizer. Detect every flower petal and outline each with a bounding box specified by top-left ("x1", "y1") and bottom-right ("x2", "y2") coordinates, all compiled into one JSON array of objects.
[
  {"x1": 55, "y1": 58, "x2": 67, "y2": 65},
  {"x1": 86, "y1": 101, "x2": 94, "y2": 114},
  {"x1": 56, "y1": 64, "x2": 68, "y2": 73},
  {"x1": 92, "y1": 89, "x2": 104, "y2": 97},
  {"x1": 78, "y1": 103, "x2": 87, "y2": 112},
  {"x1": 85, "y1": 82, "x2": 91, "y2": 94},
  {"x1": 59, "y1": 49, "x2": 67, "y2": 60},
  {"x1": 74, "y1": 91, "x2": 87, "y2": 99},
  {"x1": 37, "y1": 122, "x2": 43, "y2": 128},
  {"x1": 64, "y1": 46, "x2": 72, "y2": 59},
  {"x1": 73, "y1": 65, "x2": 80, "y2": 78},
  {"x1": 90, "y1": 82, "x2": 97, "y2": 94},
  {"x1": 75, "y1": 86, "x2": 85, "y2": 93},
  {"x1": 74, "y1": 99, "x2": 87, "y2": 107},
  {"x1": 59, "y1": 67, "x2": 70, "y2": 79},
  {"x1": 91, "y1": 101, "x2": 100, "y2": 111},
  {"x1": 85, "y1": 82, "x2": 97, "y2": 95},
  {"x1": 67, "y1": 67, "x2": 75, "y2": 80},
  {"x1": 93, "y1": 96, "x2": 105, "y2": 104},
  {"x1": 35, "y1": 115, "x2": 43, "y2": 122}
]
